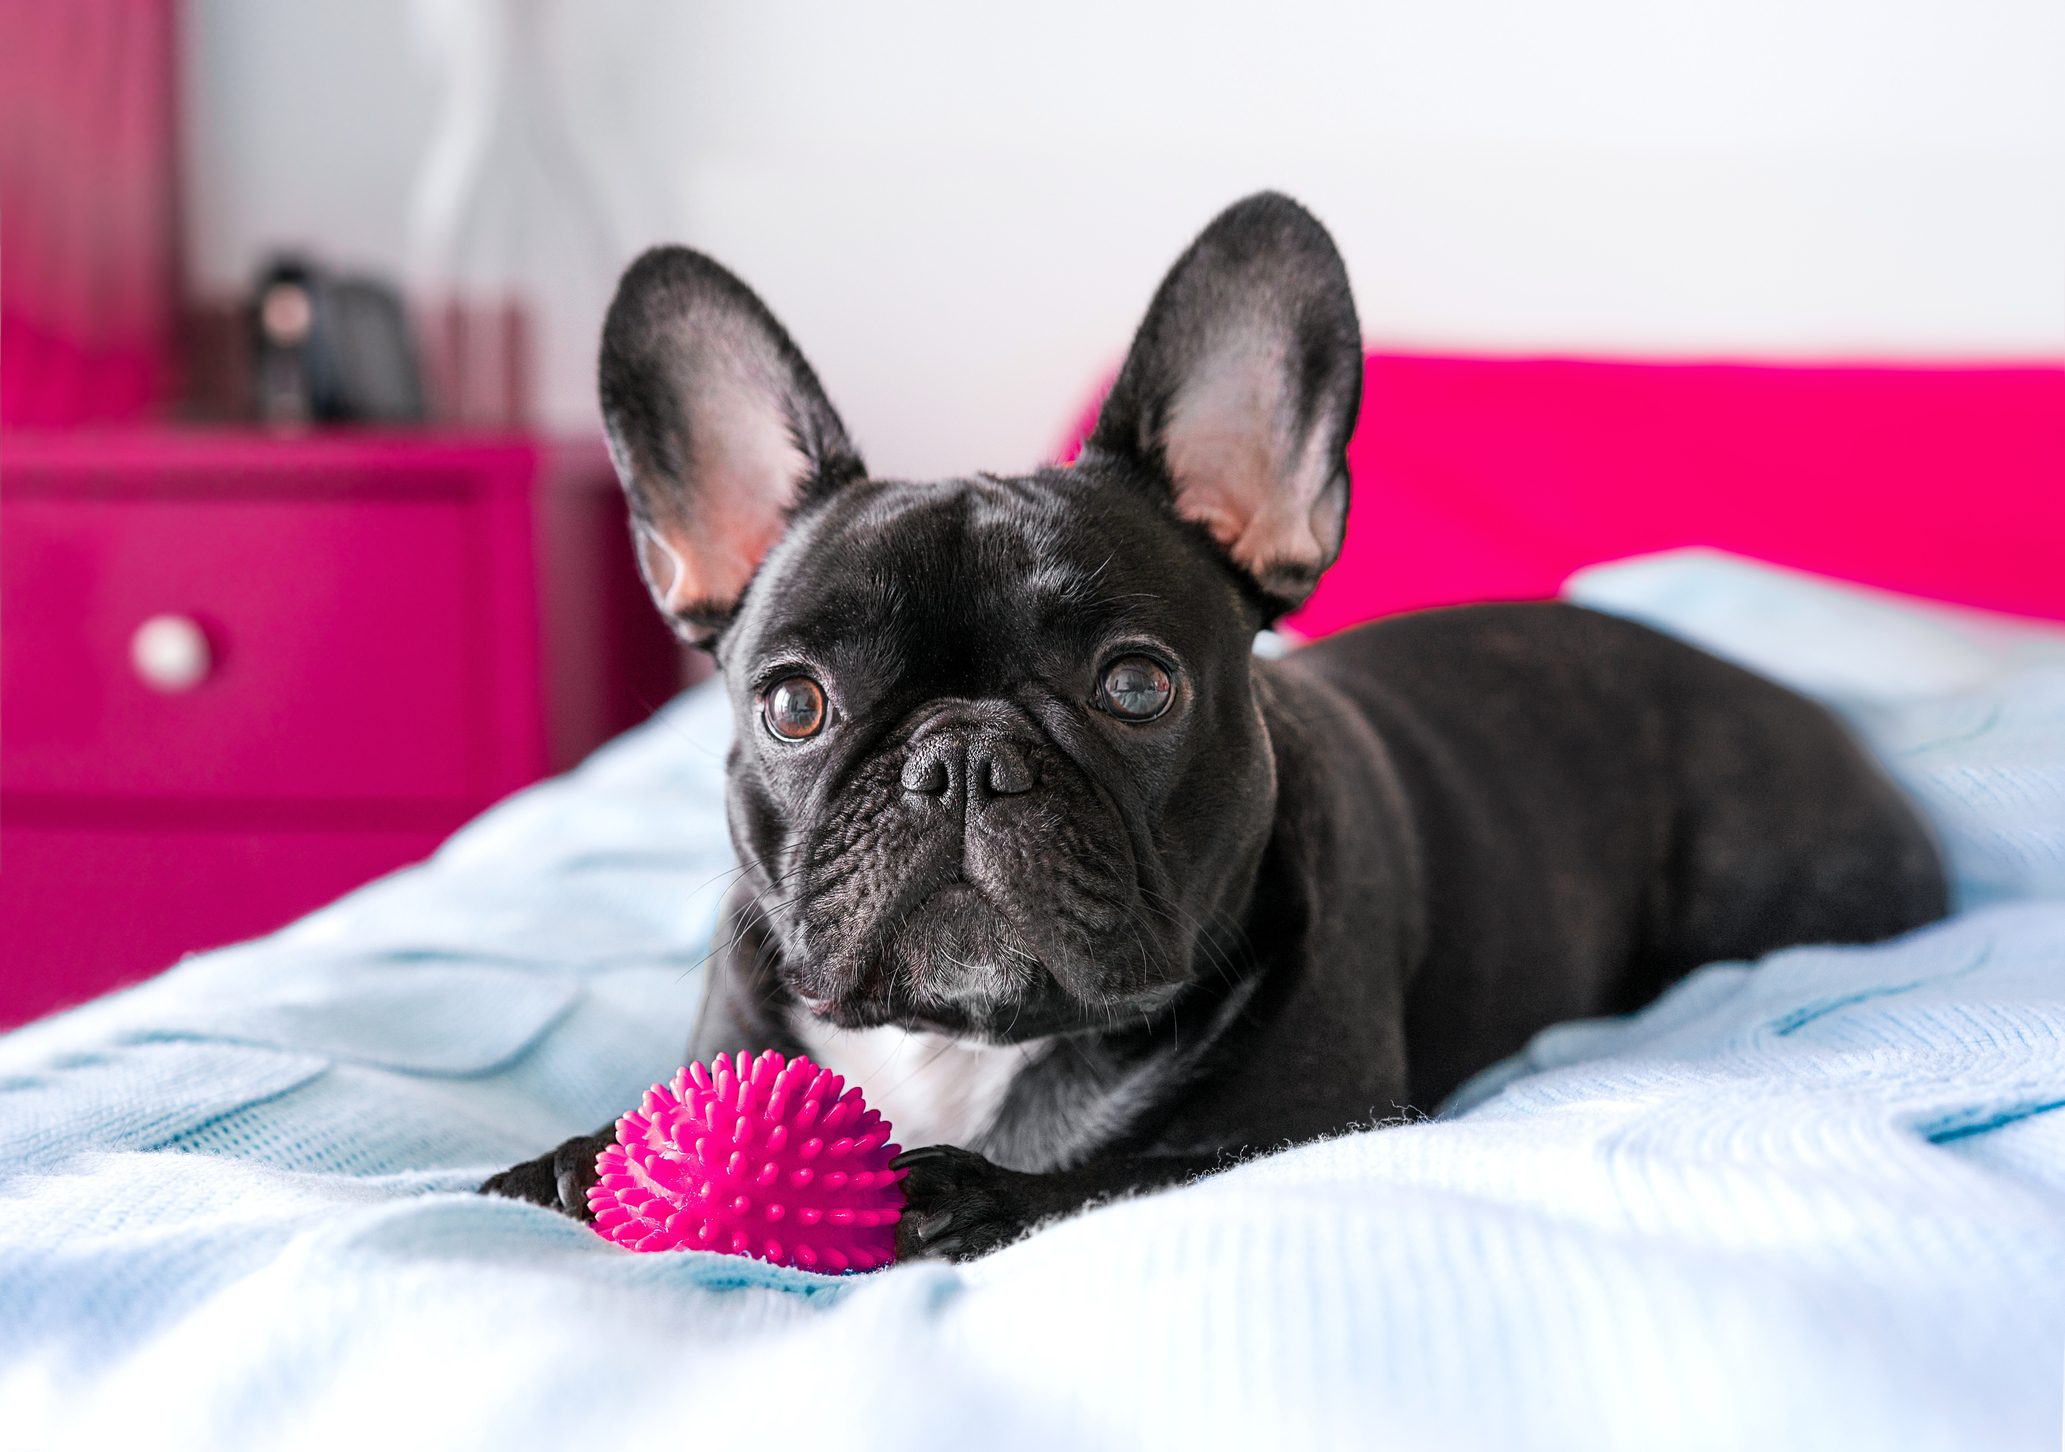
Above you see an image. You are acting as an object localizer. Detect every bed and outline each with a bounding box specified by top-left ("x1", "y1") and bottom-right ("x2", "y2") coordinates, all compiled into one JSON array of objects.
[{"x1": 4, "y1": 548, "x2": 2063, "y2": 1450}]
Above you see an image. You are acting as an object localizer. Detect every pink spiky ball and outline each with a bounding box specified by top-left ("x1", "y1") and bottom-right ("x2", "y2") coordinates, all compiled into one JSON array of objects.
[{"x1": 587, "y1": 1049, "x2": 907, "y2": 1273}]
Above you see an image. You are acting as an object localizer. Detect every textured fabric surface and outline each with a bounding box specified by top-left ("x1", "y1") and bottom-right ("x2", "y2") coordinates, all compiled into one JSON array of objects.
[{"x1": 4, "y1": 552, "x2": 2063, "y2": 1451}]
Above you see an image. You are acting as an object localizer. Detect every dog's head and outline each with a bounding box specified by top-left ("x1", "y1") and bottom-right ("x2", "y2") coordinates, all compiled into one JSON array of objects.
[{"x1": 601, "y1": 193, "x2": 1361, "y2": 1042}]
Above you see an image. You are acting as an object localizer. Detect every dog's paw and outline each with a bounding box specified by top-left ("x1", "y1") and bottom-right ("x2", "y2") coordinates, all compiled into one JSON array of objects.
[
  {"x1": 892, "y1": 1144, "x2": 1050, "y2": 1262},
  {"x1": 479, "y1": 1130, "x2": 612, "y2": 1222}
]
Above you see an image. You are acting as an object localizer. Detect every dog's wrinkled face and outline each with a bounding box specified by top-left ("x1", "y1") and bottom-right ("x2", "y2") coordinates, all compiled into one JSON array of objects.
[
  {"x1": 598, "y1": 192, "x2": 1363, "y2": 1043},
  {"x1": 717, "y1": 466, "x2": 1269, "y2": 1039}
]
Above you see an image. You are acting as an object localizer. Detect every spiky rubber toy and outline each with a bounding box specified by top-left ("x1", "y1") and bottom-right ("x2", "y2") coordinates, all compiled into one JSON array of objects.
[{"x1": 587, "y1": 1049, "x2": 907, "y2": 1272}]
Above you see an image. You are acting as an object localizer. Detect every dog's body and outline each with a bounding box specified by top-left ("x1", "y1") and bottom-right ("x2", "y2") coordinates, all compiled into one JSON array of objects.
[{"x1": 485, "y1": 195, "x2": 1946, "y2": 1258}]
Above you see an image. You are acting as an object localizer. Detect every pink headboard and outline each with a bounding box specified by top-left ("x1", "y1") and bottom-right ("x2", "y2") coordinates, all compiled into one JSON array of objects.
[{"x1": 1067, "y1": 357, "x2": 2065, "y2": 635}]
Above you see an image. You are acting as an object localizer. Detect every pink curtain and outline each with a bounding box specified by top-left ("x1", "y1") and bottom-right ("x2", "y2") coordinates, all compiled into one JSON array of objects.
[{"x1": 0, "y1": 0, "x2": 179, "y2": 426}]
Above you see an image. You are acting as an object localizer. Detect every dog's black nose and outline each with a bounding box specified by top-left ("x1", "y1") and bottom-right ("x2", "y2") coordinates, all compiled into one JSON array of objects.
[{"x1": 901, "y1": 734, "x2": 1036, "y2": 798}]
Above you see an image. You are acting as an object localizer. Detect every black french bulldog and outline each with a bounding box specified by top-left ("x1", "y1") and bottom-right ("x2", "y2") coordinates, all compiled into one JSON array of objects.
[{"x1": 484, "y1": 193, "x2": 1947, "y2": 1260}]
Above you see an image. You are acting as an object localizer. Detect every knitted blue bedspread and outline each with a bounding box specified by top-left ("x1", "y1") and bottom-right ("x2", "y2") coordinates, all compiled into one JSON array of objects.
[{"x1": 4, "y1": 552, "x2": 2062, "y2": 1451}]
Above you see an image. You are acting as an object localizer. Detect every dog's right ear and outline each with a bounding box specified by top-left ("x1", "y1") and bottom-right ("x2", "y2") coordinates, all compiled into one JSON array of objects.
[
  {"x1": 1083, "y1": 193, "x2": 1361, "y2": 616},
  {"x1": 598, "y1": 247, "x2": 864, "y2": 645}
]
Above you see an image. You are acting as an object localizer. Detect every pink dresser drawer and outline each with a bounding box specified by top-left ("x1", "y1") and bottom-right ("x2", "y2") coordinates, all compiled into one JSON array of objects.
[
  {"x1": 0, "y1": 819, "x2": 447, "y2": 1023},
  {"x1": 4, "y1": 489, "x2": 482, "y2": 804},
  {"x1": 0, "y1": 430, "x2": 684, "y2": 1029}
]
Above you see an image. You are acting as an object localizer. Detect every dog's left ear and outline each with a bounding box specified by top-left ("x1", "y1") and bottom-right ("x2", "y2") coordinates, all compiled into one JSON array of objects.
[
  {"x1": 597, "y1": 246, "x2": 864, "y2": 646},
  {"x1": 1084, "y1": 193, "x2": 1362, "y2": 612}
]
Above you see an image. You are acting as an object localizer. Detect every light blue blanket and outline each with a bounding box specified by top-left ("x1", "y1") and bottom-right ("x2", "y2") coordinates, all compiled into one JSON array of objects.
[{"x1": 4, "y1": 552, "x2": 2063, "y2": 1451}]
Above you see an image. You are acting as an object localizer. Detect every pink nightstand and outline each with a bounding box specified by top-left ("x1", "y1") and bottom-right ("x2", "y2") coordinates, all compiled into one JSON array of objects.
[{"x1": 1, "y1": 430, "x2": 684, "y2": 1026}]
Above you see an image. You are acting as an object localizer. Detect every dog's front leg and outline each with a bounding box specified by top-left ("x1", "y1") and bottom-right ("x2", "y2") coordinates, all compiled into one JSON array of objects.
[
  {"x1": 480, "y1": 1125, "x2": 616, "y2": 1220},
  {"x1": 891, "y1": 1144, "x2": 1229, "y2": 1262}
]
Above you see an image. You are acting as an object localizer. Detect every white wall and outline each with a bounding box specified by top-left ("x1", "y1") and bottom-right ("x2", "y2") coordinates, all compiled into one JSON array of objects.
[{"x1": 185, "y1": 0, "x2": 2065, "y2": 476}]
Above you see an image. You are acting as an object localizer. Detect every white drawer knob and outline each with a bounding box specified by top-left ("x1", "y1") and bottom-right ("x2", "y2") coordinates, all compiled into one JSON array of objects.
[{"x1": 131, "y1": 614, "x2": 213, "y2": 693}]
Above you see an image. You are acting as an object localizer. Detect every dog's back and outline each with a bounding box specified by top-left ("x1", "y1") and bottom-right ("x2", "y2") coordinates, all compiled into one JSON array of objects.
[{"x1": 1274, "y1": 601, "x2": 1948, "y2": 1106}]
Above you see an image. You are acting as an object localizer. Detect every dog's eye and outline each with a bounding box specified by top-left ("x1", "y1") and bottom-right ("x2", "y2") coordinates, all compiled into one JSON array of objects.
[
  {"x1": 763, "y1": 675, "x2": 827, "y2": 740},
  {"x1": 1099, "y1": 655, "x2": 1174, "y2": 722}
]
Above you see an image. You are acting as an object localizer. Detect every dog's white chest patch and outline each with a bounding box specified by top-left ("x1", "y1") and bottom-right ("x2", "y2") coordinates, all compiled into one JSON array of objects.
[{"x1": 786, "y1": 1016, "x2": 1045, "y2": 1151}]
